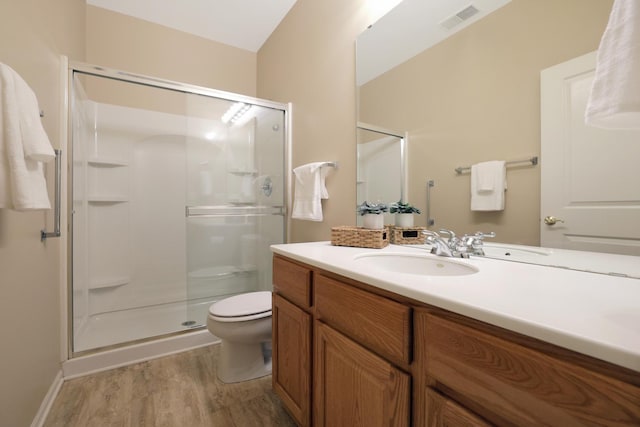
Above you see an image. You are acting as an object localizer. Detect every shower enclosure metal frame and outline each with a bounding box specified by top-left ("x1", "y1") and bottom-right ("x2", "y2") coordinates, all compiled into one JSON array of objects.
[{"x1": 64, "y1": 60, "x2": 292, "y2": 359}]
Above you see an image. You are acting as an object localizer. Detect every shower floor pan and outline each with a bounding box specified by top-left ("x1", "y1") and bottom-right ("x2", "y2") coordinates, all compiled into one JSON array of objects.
[{"x1": 74, "y1": 298, "x2": 214, "y2": 353}]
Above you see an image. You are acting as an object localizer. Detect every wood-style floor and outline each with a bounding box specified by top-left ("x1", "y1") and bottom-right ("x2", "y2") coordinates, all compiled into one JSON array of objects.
[{"x1": 44, "y1": 344, "x2": 296, "y2": 427}]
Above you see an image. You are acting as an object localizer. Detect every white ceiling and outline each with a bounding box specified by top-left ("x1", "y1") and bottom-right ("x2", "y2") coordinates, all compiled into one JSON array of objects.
[{"x1": 86, "y1": 0, "x2": 298, "y2": 52}]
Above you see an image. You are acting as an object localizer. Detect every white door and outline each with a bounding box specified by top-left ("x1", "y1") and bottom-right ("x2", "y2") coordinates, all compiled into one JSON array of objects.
[{"x1": 540, "y1": 52, "x2": 640, "y2": 255}]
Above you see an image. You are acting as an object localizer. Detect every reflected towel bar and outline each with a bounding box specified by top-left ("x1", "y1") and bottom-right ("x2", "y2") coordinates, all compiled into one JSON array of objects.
[
  {"x1": 292, "y1": 161, "x2": 338, "y2": 171},
  {"x1": 455, "y1": 156, "x2": 538, "y2": 174},
  {"x1": 41, "y1": 149, "x2": 62, "y2": 241}
]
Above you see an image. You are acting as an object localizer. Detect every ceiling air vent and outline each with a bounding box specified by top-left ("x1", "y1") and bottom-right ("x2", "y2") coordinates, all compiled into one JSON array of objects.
[{"x1": 440, "y1": 4, "x2": 480, "y2": 30}]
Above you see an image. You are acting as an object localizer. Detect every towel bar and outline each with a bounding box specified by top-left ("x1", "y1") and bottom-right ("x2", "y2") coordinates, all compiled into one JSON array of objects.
[
  {"x1": 455, "y1": 156, "x2": 538, "y2": 174},
  {"x1": 41, "y1": 149, "x2": 61, "y2": 241},
  {"x1": 321, "y1": 161, "x2": 338, "y2": 169}
]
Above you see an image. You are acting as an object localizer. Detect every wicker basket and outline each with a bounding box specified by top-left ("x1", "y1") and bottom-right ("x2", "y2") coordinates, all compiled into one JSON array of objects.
[
  {"x1": 331, "y1": 226, "x2": 389, "y2": 249},
  {"x1": 390, "y1": 226, "x2": 426, "y2": 245}
]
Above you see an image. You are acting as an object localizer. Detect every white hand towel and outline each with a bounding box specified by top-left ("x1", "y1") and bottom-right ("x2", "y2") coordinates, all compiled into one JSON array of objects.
[
  {"x1": 470, "y1": 160, "x2": 506, "y2": 211},
  {"x1": 292, "y1": 162, "x2": 332, "y2": 221},
  {"x1": 0, "y1": 63, "x2": 55, "y2": 210},
  {"x1": 585, "y1": 0, "x2": 640, "y2": 129}
]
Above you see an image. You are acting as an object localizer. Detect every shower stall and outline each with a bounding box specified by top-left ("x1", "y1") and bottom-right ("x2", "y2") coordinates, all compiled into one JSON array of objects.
[{"x1": 68, "y1": 63, "x2": 289, "y2": 355}]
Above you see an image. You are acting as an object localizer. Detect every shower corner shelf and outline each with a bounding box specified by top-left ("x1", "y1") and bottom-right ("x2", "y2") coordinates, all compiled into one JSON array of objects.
[
  {"x1": 187, "y1": 264, "x2": 257, "y2": 280},
  {"x1": 88, "y1": 157, "x2": 129, "y2": 167},
  {"x1": 87, "y1": 195, "x2": 128, "y2": 203},
  {"x1": 89, "y1": 276, "x2": 130, "y2": 290}
]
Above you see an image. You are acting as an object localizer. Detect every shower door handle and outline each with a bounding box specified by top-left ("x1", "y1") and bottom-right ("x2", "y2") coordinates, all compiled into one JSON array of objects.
[{"x1": 186, "y1": 205, "x2": 284, "y2": 217}]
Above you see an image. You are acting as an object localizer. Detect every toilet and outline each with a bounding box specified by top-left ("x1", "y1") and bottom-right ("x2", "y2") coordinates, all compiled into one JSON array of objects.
[{"x1": 206, "y1": 291, "x2": 273, "y2": 383}]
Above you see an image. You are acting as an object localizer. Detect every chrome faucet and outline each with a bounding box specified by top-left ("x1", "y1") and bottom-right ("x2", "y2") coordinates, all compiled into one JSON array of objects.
[
  {"x1": 422, "y1": 229, "x2": 464, "y2": 258},
  {"x1": 422, "y1": 229, "x2": 495, "y2": 258}
]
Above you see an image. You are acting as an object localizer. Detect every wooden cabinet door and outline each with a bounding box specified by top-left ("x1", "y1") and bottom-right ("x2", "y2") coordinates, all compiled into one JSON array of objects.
[
  {"x1": 273, "y1": 293, "x2": 312, "y2": 426},
  {"x1": 314, "y1": 321, "x2": 410, "y2": 427},
  {"x1": 424, "y1": 388, "x2": 491, "y2": 427}
]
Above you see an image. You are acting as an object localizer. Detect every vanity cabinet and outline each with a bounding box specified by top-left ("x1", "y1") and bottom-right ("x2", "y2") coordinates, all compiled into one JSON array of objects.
[{"x1": 272, "y1": 254, "x2": 640, "y2": 427}]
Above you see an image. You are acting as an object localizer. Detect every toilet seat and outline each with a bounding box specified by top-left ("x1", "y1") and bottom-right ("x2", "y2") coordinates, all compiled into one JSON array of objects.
[{"x1": 209, "y1": 291, "x2": 272, "y2": 322}]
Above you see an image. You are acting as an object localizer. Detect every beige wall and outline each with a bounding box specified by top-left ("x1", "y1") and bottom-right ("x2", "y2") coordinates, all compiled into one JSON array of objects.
[
  {"x1": 0, "y1": 0, "x2": 85, "y2": 425},
  {"x1": 0, "y1": 0, "x2": 378, "y2": 423},
  {"x1": 86, "y1": 5, "x2": 257, "y2": 97},
  {"x1": 258, "y1": 0, "x2": 373, "y2": 242},
  {"x1": 360, "y1": 0, "x2": 611, "y2": 245}
]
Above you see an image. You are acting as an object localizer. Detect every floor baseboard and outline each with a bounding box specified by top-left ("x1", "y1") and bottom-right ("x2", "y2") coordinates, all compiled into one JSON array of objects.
[{"x1": 31, "y1": 370, "x2": 64, "y2": 427}]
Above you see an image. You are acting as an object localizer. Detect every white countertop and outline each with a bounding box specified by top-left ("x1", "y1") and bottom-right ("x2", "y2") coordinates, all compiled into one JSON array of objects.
[{"x1": 271, "y1": 242, "x2": 640, "y2": 373}]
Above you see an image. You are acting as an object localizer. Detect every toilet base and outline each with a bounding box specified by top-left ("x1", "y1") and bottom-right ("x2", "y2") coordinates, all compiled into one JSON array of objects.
[{"x1": 217, "y1": 340, "x2": 272, "y2": 383}]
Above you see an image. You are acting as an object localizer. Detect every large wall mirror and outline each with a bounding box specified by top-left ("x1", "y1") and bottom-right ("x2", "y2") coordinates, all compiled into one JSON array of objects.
[{"x1": 356, "y1": 0, "x2": 640, "y2": 276}]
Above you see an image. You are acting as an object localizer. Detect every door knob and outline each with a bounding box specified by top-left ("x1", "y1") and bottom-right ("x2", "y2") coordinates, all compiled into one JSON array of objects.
[{"x1": 544, "y1": 216, "x2": 565, "y2": 225}]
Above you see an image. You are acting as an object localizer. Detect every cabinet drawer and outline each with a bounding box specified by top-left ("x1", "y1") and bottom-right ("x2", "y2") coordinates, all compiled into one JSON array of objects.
[
  {"x1": 423, "y1": 313, "x2": 640, "y2": 426},
  {"x1": 315, "y1": 273, "x2": 411, "y2": 365},
  {"x1": 273, "y1": 255, "x2": 312, "y2": 309}
]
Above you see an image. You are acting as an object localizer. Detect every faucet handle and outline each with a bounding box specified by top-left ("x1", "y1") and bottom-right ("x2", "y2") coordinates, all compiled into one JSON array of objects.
[
  {"x1": 473, "y1": 231, "x2": 496, "y2": 240},
  {"x1": 439, "y1": 228, "x2": 456, "y2": 239},
  {"x1": 421, "y1": 230, "x2": 439, "y2": 245},
  {"x1": 439, "y1": 229, "x2": 461, "y2": 246}
]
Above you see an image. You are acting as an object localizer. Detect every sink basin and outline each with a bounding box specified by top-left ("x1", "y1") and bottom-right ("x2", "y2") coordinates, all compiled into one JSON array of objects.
[{"x1": 353, "y1": 253, "x2": 479, "y2": 276}]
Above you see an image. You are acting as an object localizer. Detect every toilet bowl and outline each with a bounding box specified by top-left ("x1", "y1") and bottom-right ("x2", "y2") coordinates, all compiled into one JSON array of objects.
[{"x1": 206, "y1": 291, "x2": 272, "y2": 383}]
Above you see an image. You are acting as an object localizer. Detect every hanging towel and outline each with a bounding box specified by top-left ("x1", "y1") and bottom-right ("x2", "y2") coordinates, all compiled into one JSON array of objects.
[
  {"x1": 470, "y1": 160, "x2": 506, "y2": 211},
  {"x1": 0, "y1": 63, "x2": 55, "y2": 210},
  {"x1": 292, "y1": 162, "x2": 332, "y2": 221},
  {"x1": 585, "y1": 0, "x2": 640, "y2": 129}
]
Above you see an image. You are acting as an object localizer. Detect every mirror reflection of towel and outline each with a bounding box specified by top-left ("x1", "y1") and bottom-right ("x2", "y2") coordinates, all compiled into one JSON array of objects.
[
  {"x1": 0, "y1": 63, "x2": 55, "y2": 210},
  {"x1": 470, "y1": 161, "x2": 506, "y2": 211},
  {"x1": 585, "y1": 0, "x2": 640, "y2": 129},
  {"x1": 292, "y1": 162, "x2": 332, "y2": 221}
]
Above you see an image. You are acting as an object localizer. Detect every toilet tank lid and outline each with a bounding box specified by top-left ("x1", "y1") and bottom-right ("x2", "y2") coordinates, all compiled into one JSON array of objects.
[{"x1": 209, "y1": 291, "x2": 272, "y2": 317}]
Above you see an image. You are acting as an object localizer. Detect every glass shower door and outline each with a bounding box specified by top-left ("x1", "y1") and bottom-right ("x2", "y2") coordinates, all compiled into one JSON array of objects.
[
  {"x1": 70, "y1": 65, "x2": 287, "y2": 354},
  {"x1": 184, "y1": 102, "x2": 286, "y2": 327}
]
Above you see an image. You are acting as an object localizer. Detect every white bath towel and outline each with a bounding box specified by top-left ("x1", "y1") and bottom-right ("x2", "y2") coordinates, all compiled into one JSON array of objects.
[
  {"x1": 470, "y1": 160, "x2": 506, "y2": 211},
  {"x1": 292, "y1": 162, "x2": 332, "y2": 221},
  {"x1": 0, "y1": 63, "x2": 55, "y2": 210},
  {"x1": 585, "y1": 0, "x2": 640, "y2": 129}
]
